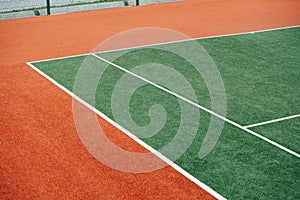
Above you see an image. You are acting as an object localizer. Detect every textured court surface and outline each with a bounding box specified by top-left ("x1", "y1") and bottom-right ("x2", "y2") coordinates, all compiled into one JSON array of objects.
[{"x1": 1, "y1": 0, "x2": 300, "y2": 199}]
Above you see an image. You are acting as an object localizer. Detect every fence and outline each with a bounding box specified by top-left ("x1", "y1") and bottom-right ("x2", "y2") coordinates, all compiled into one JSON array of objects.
[{"x1": 0, "y1": 0, "x2": 180, "y2": 20}]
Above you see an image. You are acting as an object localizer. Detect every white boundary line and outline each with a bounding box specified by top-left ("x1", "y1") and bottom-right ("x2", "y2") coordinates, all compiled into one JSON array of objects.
[
  {"x1": 91, "y1": 54, "x2": 300, "y2": 159},
  {"x1": 26, "y1": 62, "x2": 227, "y2": 200},
  {"x1": 29, "y1": 25, "x2": 300, "y2": 64},
  {"x1": 244, "y1": 114, "x2": 300, "y2": 128}
]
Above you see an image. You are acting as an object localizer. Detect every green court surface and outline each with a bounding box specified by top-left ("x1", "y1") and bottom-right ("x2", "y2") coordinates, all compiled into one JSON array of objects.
[
  {"x1": 30, "y1": 27, "x2": 300, "y2": 199},
  {"x1": 251, "y1": 117, "x2": 300, "y2": 153}
]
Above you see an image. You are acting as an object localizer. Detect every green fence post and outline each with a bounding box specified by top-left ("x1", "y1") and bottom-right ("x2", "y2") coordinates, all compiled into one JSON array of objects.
[
  {"x1": 136, "y1": 0, "x2": 140, "y2": 6},
  {"x1": 46, "y1": 0, "x2": 51, "y2": 15}
]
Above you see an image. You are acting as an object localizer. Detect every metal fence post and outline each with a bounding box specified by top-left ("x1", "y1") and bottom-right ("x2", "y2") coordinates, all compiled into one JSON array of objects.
[{"x1": 46, "y1": 0, "x2": 51, "y2": 15}]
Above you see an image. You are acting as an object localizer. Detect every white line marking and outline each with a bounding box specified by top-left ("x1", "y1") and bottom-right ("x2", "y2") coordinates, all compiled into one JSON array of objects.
[
  {"x1": 26, "y1": 62, "x2": 226, "y2": 200},
  {"x1": 244, "y1": 114, "x2": 300, "y2": 128},
  {"x1": 29, "y1": 25, "x2": 300, "y2": 64},
  {"x1": 92, "y1": 53, "x2": 300, "y2": 159},
  {"x1": 30, "y1": 53, "x2": 91, "y2": 64}
]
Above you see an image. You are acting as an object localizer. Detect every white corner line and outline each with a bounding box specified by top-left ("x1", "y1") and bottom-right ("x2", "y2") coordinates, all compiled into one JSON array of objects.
[
  {"x1": 92, "y1": 54, "x2": 300, "y2": 159},
  {"x1": 28, "y1": 25, "x2": 300, "y2": 64},
  {"x1": 244, "y1": 114, "x2": 300, "y2": 128},
  {"x1": 26, "y1": 61, "x2": 226, "y2": 200}
]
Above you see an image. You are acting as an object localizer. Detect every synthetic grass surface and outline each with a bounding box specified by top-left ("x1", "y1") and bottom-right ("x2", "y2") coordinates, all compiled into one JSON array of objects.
[
  {"x1": 251, "y1": 117, "x2": 300, "y2": 153},
  {"x1": 200, "y1": 28, "x2": 300, "y2": 126},
  {"x1": 99, "y1": 27, "x2": 300, "y2": 126},
  {"x1": 32, "y1": 27, "x2": 300, "y2": 199}
]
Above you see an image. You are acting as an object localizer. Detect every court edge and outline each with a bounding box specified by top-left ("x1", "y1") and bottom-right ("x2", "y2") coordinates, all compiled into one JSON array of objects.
[
  {"x1": 29, "y1": 25, "x2": 300, "y2": 64},
  {"x1": 26, "y1": 62, "x2": 227, "y2": 200}
]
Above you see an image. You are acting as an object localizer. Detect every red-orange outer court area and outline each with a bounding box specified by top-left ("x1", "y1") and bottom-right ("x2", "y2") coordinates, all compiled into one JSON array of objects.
[{"x1": 1, "y1": 0, "x2": 299, "y2": 199}]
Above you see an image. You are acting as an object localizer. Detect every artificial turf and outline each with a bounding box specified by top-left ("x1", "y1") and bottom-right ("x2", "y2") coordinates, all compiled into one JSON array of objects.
[
  {"x1": 251, "y1": 117, "x2": 300, "y2": 153},
  {"x1": 32, "y1": 27, "x2": 300, "y2": 199}
]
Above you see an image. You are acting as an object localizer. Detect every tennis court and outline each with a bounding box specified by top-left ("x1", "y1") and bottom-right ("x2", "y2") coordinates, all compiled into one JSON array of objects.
[
  {"x1": 27, "y1": 27, "x2": 300, "y2": 199},
  {"x1": 1, "y1": 0, "x2": 300, "y2": 199}
]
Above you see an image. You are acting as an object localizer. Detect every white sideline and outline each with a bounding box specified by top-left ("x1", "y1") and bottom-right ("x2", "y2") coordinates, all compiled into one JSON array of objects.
[
  {"x1": 92, "y1": 53, "x2": 300, "y2": 159},
  {"x1": 29, "y1": 25, "x2": 300, "y2": 64},
  {"x1": 26, "y1": 62, "x2": 227, "y2": 200},
  {"x1": 244, "y1": 114, "x2": 300, "y2": 128}
]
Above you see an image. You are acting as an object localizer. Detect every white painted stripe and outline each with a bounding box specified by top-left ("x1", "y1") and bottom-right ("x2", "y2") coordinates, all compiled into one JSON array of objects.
[
  {"x1": 30, "y1": 53, "x2": 91, "y2": 64},
  {"x1": 244, "y1": 114, "x2": 300, "y2": 128},
  {"x1": 26, "y1": 62, "x2": 227, "y2": 200},
  {"x1": 91, "y1": 25, "x2": 300, "y2": 55},
  {"x1": 29, "y1": 25, "x2": 300, "y2": 64},
  {"x1": 92, "y1": 54, "x2": 300, "y2": 159}
]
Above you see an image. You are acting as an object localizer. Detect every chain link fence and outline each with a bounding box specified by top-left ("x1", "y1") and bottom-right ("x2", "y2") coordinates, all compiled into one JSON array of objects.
[
  {"x1": 0, "y1": 0, "x2": 180, "y2": 20},
  {"x1": 0, "y1": 0, "x2": 180, "y2": 13},
  {"x1": 0, "y1": 0, "x2": 120, "y2": 13}
]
